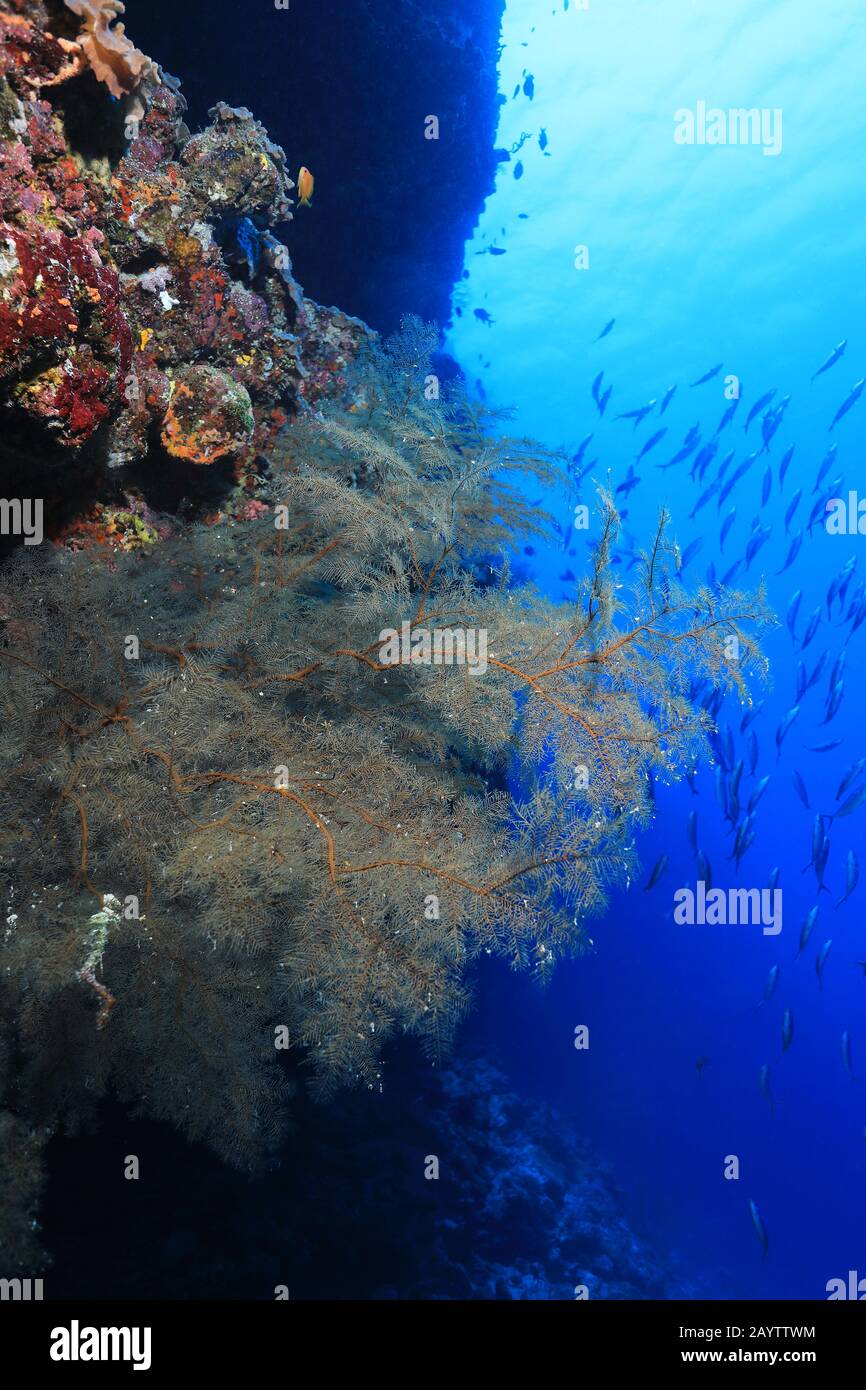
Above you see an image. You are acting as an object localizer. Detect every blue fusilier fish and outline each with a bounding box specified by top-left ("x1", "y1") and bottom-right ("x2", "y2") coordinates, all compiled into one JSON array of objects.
[
  {"x1": 691, "y1": 362, "x2": 723, "y2": 386},
  {"x1": 768, "y1": 866, "x2": 781, "y2": 893},
  {"x1": 850, "y1": 595, "x2": 866, "y2": 634},
  {"x1": 835, "y1": 555, "x2": 857, "y2": 608},
  {"x1": 740, "y1": 701, "x2": 764, "y2": 734},
  {"x1": 779, "y1": 445, "x2": 795, "y2": 487},
  {"x1": 749, "y1": 1199, "x2": 769, "y2": 1257},
  {"x1": 659, "y1": 433, "x2": 700, "y2": 470},
  {"x1": 717, "y1": 456, "x2": 756, "y2": 509},
  {"x1": 829, "y1": 378, "x2": 865, "y2": 431},
  {"x1": 827, "y1": 569, "x2": 853, "y2": 618},
  {"x1": 796, "y1": 905, "x2": 819, "y2": 959},
  {"x1": 616, "y1": 399, "x2": 657, "y2": 427},
  {"x1": 748, "y1": 729, "x2": 759, "y2": 776},
  {"x1": 806, "y1": 486, "x2": 840, "y2": 535},
  {"x1": 815, "y1": 939, "x2": 833, "y2": 989},
  {"x1": 800, "y1": 606, "x2": 821, "y2": 650},
  {"x1": 777, "y1": 530, "x2": 803, "y2": 575},
  {"x1": 760, "y1": 407, "x2": 783, "y2": 454},
  {"x1": 842, "y1": 1031, "x2": 857, "y2": 1079},
  {"x1": 807, "y1": 739, "x2": 843, "y2": 753},
  {"x1": 594, "y1": 318, "x2": 616, "y2": 342},
  {"x1": 811, "y1": 339, "x2": 847, "y2": 383},
  {"x1": 760, "y1": 465, "x2": 772, "y2": 505},
  {"x1": 805, "y1": 825, "x2": 831, "y2": 897},
  {"x1": 782, "y1": 1007, "x2": 794, "y2": 1052},
  {"x1": 659, "y1": 384, "x2": 677, "y2": 415},
  {"x1": 636, "y1": 427, "x2": 667, "y2": 462},
  {"x1": 645, "y1": 854, "x2": 668, "y2": 890},
  {"x1": 758, "y1": 1064, "x2": 775, "y2": 1112},
  {"x1": 744, "y1": 389, "x2": 777, "y2": 433},
  {"x1": 719, "y1": 507, "x2": 737, "y2": 551},
  {"x1": 836, "y1": 759, "x2": 866, "y2": 801},
  {"x1": 731, "y1": 815, "x2": 756, "y2": 869},
  {"x1": 811, "y1": 443, "x2": 838, "y2": 493},
  {"x1": 748, "y1": 775, "x2": 771, "y2": 815},
  {"x1": 826, "y1": 784, "x2": 866, "y2": 823},
  {"x1": 839, "y1": 845, "x2": 856, "y2": 911},
  {"x1": 691, "y1": 440, "x2": 719, "y2": 482},
  {"x1": 597, "y1": 385, "x2": 612, "y2": 417},
  {"x1": 806, "y1": 651, "x2": 828, "y2": 691},
  {"x1": 715, "y1": 764, "x2": 729, "y2": 817},
  {"x1": 572, "y1": 433, "x2": 594, "y2": 468},
  {"x1": 760, "y1": 967, "x2": 780, "y2": 1009},
  {"x1": 795, "y1": 660, "x2": 808, "y2": 700},
  {"x1": 745, "y1": 525, "x2": 771, "y2": 569},
  {"x1": 714, "y1": 399, "x2": 740, "y2": 435},
  {"x1": 786, "y1": 590, "x2": 802, "y2": 639},
  {"x1": 591, "y1": 371, "x2": 605, "y2": 406},
  {"x1": 783, "y1": 489, "x2": 801, "y2": 533},
  {"x1": 676, "y1": 537, "x2": 704, "y2": 573},
  {"x1": 775, "y1": 704, "x2": 800, "y2": 760},
  {"x1": 697, "y1": 849, "x2": 712, "y2": 889},
  {"x1": 791, "y1": 770, "x2": 810, "y2": 809},
  {"x1": 691, "y1": 480, "x2": 720, "y2": 519},
  {"x1": 614, "y1": 465, "x2": 641, "y2": 499},
  {"x1": 823, "y1": 679, "x2": 844, "y2": 725}
]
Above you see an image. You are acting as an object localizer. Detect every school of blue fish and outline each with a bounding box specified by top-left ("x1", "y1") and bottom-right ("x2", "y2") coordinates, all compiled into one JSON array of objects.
[{"x1": 566, "y1": 323, "x2": 865, "y2": 1261}]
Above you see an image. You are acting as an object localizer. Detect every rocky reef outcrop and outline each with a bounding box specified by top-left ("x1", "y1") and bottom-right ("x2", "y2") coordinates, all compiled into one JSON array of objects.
[
  {"x1": 0, "y1": 0, "x2": 369, "y2": 547},
  {"x1": 42, "y1": 1058, "x2": 712, "y2": 1299},
  {"x1": 125, "y1": 0, "x2": 507, "y2": 335}
]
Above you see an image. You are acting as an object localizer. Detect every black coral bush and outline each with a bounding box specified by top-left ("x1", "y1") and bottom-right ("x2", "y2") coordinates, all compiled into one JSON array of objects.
[{"x1": 0, "y1": 321, "x2": 770, "y2": 1269}]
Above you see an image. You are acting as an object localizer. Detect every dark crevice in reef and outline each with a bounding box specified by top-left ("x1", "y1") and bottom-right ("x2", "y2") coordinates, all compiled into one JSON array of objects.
[
  {"x1": 41, "y1": 1054, "x2": 711, "y2": 1301},
  {"x1": 124, "y1": 0, "x2": 506, "y2": 334}
]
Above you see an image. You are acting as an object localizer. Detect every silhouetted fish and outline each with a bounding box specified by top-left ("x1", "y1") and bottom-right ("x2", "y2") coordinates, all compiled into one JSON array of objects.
[
  {"x1": 816, "y1": 939, "x2": 833, "y2": 988},
  {"x1": 792, "y1": 770, "x2": 810, "y2": 809},
  {"x1": 775, "y1": 704, "x2": 800, "y2": 759},
  {"x1": 811, "y1": 339, "x2": 846, "y2": 383},
  {"x1": 760, "y1": 967, "x2": 780, "y2": 1008},
  {"x1": 839, "y1": 845, "x2": 861, "y2": 911},
  {"x1": 744, "y1": 389, "x2": 777, "y2": 433},
  {"x1": 749, "y1": 1199, "x2": 769, "y2": 1257},
  {"x1": 645, "y1": 854, "x2": 669, "y2": 890},
  {"x1": 691, "y1": 363, "x2": 723, "y2": 386},
  {"x1": 758, "y1": 1064, "x2": 775, "y2": 1112},
  {"x1": 829, "y1": 378, "x2": 865, "y2": 431}
]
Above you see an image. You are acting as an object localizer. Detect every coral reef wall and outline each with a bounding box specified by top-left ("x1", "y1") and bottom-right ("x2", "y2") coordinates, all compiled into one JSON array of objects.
[
  {"x1": 0, "y1": 0, "x2": 369, "y2": 542},
  {"x1": 123, "y1": 0, "x2": 506, "y2": 333}
]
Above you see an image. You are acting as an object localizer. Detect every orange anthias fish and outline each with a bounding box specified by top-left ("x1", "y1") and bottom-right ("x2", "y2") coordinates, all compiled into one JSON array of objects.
[{"x1": 296, "y1": 167, "x2": 314, "y2": 208}]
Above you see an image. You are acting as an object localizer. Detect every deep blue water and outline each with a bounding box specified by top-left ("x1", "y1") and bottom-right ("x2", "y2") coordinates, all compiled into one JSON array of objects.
[{"x1": 448, "y1": 0, "x2": 866, "y2": 1300}]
